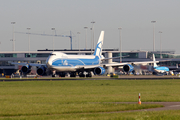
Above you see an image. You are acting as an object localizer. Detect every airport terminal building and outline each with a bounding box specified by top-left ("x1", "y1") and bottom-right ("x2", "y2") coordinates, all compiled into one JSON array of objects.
[{"x1": 1, "y1": 49, "x2": 180, "y2": 75}]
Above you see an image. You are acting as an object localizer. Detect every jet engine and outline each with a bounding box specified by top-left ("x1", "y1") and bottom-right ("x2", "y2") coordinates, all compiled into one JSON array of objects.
[
  {"x1": 123, "y1": 64, "x2": 134, "y2": 72},
  {"x1": 37, "y1": 66, "x2": 46, "y2": 76},
  {"x1": 21, "y1": 65, "x2": 31, "y2": 74},
  {"x1": 94, "y1": 67, "x2": 105, "y2": 75}
]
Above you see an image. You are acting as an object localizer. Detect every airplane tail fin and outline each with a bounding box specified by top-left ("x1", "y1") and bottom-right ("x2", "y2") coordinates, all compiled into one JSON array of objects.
[
  {"x1": 93, "y1": 31, "x2": 104, "y2": 56},
  {"x1": 153, "y1": 54, "x2": 158, "y2": 67}
]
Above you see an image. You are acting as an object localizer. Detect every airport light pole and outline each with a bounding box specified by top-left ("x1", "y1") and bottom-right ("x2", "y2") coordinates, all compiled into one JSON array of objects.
[
  {"x1": 11, "y1": 22, "x2": 16, "y2": 51},
  {"x1": 91, "y1": 21, "x2": 95, "y2": 50},
  {"x1": 10, "y1": 39, "x2": 13, "y2": 51},
  {"x1": 27, "y1": 28, "x2": 31, "y2": 55},
  {"x1": 159, "y1": 31, "x2": 162, "y2": 58},
  {"x1": 51, "y1": 28, "x2": 55, "y2": 51},
  {"x1": 84, "y1": 27, "x2": 88, "y2": 50},
  {"x1": 90, "y1": 28, "x2": 93, "y2": 54},
  {"x1": 151, "y1": 21, "x2": 156, "y2": 52},
  {"x1": 77, "y1": 32, "x2": 80, "y2": 53},
  {"x1": 118, "y1": 27, "x2": 122, "y2": 63}
]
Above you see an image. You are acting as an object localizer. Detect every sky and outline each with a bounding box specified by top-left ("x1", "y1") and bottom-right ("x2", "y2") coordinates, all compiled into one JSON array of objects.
[{"x1": 0, "y1": 0, "x2": 180, "y2": 53}]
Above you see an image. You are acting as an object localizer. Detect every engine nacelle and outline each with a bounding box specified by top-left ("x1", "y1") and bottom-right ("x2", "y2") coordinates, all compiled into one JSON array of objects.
[
  {"x1": 37, "y1": 66, "x2": 46, "y2": 76},
  {"x1": 94, "y1": 67, "x2": 105, "y2": 75},
  {"x1": 123, "y1": 64, "x2": 134, "y2": 72},
  {"x1": 21, "y1": 65, "x2": 31, "y2": 74}
]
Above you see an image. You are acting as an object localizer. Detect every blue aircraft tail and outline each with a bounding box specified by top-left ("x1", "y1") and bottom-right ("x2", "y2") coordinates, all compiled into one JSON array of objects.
[{"x1": 93, "y1": 31, "x2": 104, "y2": 56}]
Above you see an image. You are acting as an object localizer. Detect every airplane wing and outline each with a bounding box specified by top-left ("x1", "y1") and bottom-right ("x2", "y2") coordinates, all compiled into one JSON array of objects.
[
  {"x1": 102, "y1": 61, "x2": 159, "y2": 67},
  {"x1": 74, "y1": 59, "x2": 160, "y2": 70},
  {"x1": 10, "y1": 62, "x2": 46, "y2": 67},
  {"x1": 75, "y1": 65, "x2": 100, "y2": 69},
  {"x1": 10, "y1": 62, "x2": 47, "y2": 76},
  {"x1": 101, "y1": 55, "x2": 129, "y2": 61}
]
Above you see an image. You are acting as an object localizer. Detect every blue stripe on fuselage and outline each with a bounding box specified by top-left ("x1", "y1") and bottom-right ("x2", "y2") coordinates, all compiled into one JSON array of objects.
[{"x1": 52, "y1": 56, "x2": 100, "y2": 67}]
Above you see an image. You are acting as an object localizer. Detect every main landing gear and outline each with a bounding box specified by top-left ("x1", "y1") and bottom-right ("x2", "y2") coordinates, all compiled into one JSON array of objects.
[
  {"x1": 78, "y1": 72, "x2": 92, "y2": 77},
  {"x1": 59, "y1": 72, "x2": 66, "y2": 77},
  {"x1": 86, "y1": 72, "x2": 92, "y2": 77},
  {"x1": 51, "y1": 71, "x2": 92, "y2": 78},
  {"x1": 52, "y1": 70, "x2": 56, "y2": 77},
  {"x1": 79, "y1": 72, "x2": 85, "y2": 77},
  {"x1": 70, "y1": 72, "x2": 76, "y2": 77}
]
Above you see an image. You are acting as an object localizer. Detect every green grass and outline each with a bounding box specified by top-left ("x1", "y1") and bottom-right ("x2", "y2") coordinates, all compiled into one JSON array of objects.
[
  {"x1": 0, "y1": 79, "x2": 180, "y2": 119},
  {"x1": 2, "y1": 110, "x2": 180, "y2": 120}
]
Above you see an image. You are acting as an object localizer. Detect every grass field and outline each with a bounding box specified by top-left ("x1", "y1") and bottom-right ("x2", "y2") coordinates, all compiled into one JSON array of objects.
[{"x1": 0, "y1": 79, "x2": 180, "y2": 119}]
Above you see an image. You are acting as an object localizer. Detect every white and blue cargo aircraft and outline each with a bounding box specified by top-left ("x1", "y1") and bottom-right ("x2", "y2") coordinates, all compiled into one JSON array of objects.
[{"x1": 12, "y1": 31, "x2": 160, "y2": 77}]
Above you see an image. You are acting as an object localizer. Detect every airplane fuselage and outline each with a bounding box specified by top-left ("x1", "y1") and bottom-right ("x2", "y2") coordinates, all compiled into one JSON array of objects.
[
  {"x1": 154, "y1": 66, "x2": 169, "y2": 73},
  {"x1": 46, "y1": 52, "x2": 101, "y2": 72}
]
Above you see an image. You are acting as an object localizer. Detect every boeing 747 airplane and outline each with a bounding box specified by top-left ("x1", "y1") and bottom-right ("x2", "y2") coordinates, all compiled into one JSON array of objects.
[{"x1": 11, "y1": 31, "x2": 160, "y2": 77}]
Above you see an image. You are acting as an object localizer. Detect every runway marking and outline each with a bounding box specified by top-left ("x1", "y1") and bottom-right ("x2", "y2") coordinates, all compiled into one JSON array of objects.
[{"x1": 169, "y1": 105, "x2": 180, "y2": 107}]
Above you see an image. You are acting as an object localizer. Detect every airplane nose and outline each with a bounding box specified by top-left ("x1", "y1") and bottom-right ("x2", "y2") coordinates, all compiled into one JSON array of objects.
[
  {"x1": 47, "y1": 60, "x2": 52, "y2": 66},
  {"x1": 46, "y1": 57, "x2": 52, "y2": 67}
]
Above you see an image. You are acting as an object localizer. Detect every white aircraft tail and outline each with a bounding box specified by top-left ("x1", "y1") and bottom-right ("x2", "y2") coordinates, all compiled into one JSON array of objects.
[
  {"x1": 93, "y1": 31, "x2": 104, "y2": 56},
  {"x1": 153, "y1": 54, "x2": 158, "y2": 67}
]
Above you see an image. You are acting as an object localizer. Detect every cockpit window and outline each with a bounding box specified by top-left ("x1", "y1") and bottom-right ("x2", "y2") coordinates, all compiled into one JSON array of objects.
[{"x1": 50, "y1": 53, "x2": 56, "y2": 56}]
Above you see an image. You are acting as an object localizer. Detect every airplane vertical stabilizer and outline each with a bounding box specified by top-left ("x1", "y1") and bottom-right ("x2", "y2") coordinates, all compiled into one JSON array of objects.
[
  {"x1": 153, "y1": 54, "x2": 158, "y2": 67},
  {"x1": 93, "y1": 31, "x2": 104, "y2": 56}
]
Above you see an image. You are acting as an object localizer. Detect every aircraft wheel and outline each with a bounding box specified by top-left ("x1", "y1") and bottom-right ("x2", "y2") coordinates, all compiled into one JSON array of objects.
[
  {"x1": 79, "y1": 72, "x2": 85, "y2": 77},
  {"x1": 152, "y1": 72, "x2": 157, "y2": 75},
  {"x1": 70, "y1": 72, "x2": 76, "y2": 77},
  {"x1": 59, "y1": 72, "x2": 65, "y2": 77},
  {"x1": 86, "y1": 72, "x2": 92, "y2": 77}
]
